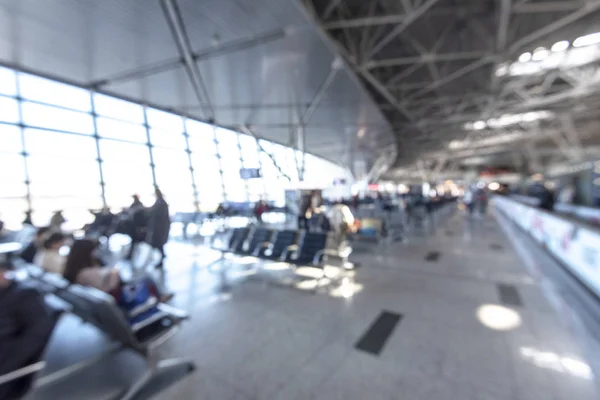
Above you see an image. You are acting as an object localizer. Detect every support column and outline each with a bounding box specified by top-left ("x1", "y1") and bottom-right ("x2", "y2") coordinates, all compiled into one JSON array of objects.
[
  {"x1": 14, "y1": 70, "x2": 32, "y2": 214},
  {"x1": 89, "y1": 91, "x2": 108, "y2": 208},
  {"x1": 182, "y1": 119, "x2": 200, "y2": 212},
  {"x1": 142, "y1": 105, "x2": 158, "y2": 188}
]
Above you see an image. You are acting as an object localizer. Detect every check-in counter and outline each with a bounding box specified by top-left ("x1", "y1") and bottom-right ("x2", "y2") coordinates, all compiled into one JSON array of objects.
[{"x1": 494, "y1": 196, "x2": 600, "y2": 299}]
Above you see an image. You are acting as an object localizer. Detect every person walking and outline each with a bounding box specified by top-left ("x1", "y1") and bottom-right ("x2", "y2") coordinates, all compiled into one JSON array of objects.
[
  {"x1": 125, "y1": 195, "x2": 147, "y2": 261},
  {"x1": 146, "y1": 188, "x2": 171, "y2": 269}
]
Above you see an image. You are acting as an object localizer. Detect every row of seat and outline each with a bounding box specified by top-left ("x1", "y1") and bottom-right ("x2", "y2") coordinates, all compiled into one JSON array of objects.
[
  {"x1": 4, "y1": 266, "x2": 194, "y2": 400},
  {"x1": 0, "y1": 292, "x2": 67, "y2": 400},
  {"x1": 211, "y1": 227, "x2": 354, "y2": 275}
]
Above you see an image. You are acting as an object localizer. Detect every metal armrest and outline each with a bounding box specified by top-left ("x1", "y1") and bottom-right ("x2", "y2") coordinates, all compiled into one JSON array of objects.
[
  {"x1": 312, "y1": 245, "x2": 353, "y2": 265},
  {"x1": 252, "y1": 242, "x2": 273, "y2": 257},
  {"x1": 27, "y1": 265, "x2": 45, "y2": 279},
  {"x1": 156, "y1": 303, "x2": 189, "y2": 320},
  {"x1": 0, "y1": 362, "x2": 46, "y2": 386},
  {"x1": 312, "y1": 249, "x2": 339, "y2": 265},
  {"x1": 128, "y1": 297, "x2": 158, "y2": 318},
  {"x1": 131, "y1": 310, "x2": 170, "y2": 332},
  {"x1": 280, "y1": 244, "x2": 298, "y2": 261},
  {"x1": 44, "y1": 293, "x2": 72, "y2": 314}
]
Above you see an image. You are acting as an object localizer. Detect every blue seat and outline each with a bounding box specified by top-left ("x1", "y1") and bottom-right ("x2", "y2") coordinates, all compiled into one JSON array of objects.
[
  {"x1": 255, "y1": 230, "x2": 298, "y2": 260},
  {"x1": 282, "y1": 232, "x2": 328, "y2": 266}
]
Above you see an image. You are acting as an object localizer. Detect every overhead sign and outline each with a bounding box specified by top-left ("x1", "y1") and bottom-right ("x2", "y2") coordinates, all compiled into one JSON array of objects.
[{"x1": 239, "y1": 168, "x2": 261, "y2": 180}]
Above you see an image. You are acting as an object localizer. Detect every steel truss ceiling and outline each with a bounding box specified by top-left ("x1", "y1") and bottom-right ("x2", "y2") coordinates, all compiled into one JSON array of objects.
[
  {"x1": 302, "y1": 0, "x2": 600, "y2": 179},
  {"x1": 0, "y1": 0, "x2": 399, "y2": 177}
]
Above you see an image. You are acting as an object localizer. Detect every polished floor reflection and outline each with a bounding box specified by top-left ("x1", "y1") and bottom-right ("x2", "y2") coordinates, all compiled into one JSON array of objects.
[{"x1": 32, "y1": 208, "x2": 600, "y2": 400}]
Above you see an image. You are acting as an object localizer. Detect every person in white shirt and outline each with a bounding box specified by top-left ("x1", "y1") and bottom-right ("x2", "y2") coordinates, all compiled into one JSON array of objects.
[{"x1": 33, "y1": 233, "x2": 67, "y2": 274}]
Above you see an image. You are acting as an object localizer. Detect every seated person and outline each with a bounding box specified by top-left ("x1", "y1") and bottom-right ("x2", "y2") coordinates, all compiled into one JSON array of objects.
[
  {"x1": 0, "y1": 263, "x2": 55, "y2": 400},
  {"x1": 33, "y1": 233, "x2": 67, "y2": 274},
  {"x1": 63, "y1": 240, "x2": 172, "y2": 323},
  {"x1": 62, "y1": 239, "x2": 120, "y2": 294},
  {"x1": 20, "y1": 227, "x2": 51, "y2": 264}
]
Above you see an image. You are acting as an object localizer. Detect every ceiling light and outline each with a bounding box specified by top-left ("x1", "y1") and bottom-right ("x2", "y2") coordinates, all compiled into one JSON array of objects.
[
  {"x1": 519, "y1": 52, "x2": 532, "y2": 63},
  {"x1": 488, "y1": 182, "x2": 500, "y2": 191},
  {"x1": 532, "y1": 47, "x2": 550, "y2": 61},
  {"x1": 573, "y1": 32, "x2": 600, "y2": 48},
  {"x1": 357, "y1": 128, "x2": 365, "y2": 138},
  {"x1": 496, "y1": 64, "x2": 509, "y2": 76},
  {"x1": 551, "y1": 40, "x2": 570, "y2": 52},
  {"x1": 472, "y1": 121, "x2": 486, "y2": 130}
]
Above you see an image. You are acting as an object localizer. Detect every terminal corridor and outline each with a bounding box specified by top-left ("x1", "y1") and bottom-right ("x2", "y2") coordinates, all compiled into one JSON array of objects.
[
  {"x1": 2, "y1": 1, "x2": 600, "y2": 399},
  {"x1": 32, "y1": 206, "x2": 600, "y2": 400}
]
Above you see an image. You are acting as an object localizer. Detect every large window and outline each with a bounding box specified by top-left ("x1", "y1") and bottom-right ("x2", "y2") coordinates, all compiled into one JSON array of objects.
[
  {"x1": 0, "y1": 123, "x2": 27, "y2": 229},
  {"x1": 187, "y1": 120, "x2": 223, "y2": 211},
  {"x1": 217, "y1": 128, "x2": 246, "y2": 203},
  {"x1": 0, "y1": 65, "x2": 351, "y2": 229},
  {"x1": 100, "y1": 140, "x2": 154, "y2": 208},
  {"x1": 25, "y1": 128, "x2": 102, "y2": 229}
]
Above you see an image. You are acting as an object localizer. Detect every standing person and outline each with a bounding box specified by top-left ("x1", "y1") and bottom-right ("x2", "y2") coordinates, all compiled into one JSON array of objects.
[
  {"x1": 22, "y1": 211, "x2": 33, "y2": 227},
  {"x1": 126, "y1": 195, "x2": 147, "y2": 261},
  {"x1": 254, "y1": 200, "x2": 267, "y2": 225},
  {"x1": 0, "y1": 263, "x2": 54, "y2": 400},
  {"x1": 464, "y1": 189, "x2": 475, "y2": 216},
  {"x1": 476, "y1": 189, "x2": 489, "y2": 215},
  {"x1": 20, "y1": 227, "x2": 51, "y2": 264},
  {"x1": 49, "y1": 211, "x2": 65, "y2": 232},
  {"x1": 146, "y1": 188, "x2": 171, "y2": 269},
  {"x1": 298, "y1": 194, "x2": 311, "y2": 230}
]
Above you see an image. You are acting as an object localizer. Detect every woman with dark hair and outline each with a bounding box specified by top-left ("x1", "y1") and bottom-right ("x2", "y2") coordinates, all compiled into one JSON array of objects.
[
  {"x1": 63, "y1": 240, "x2": 173, "y2": 322},
  {"x1": 63, "y1": 239, "x2": 119, "y2": 293}
]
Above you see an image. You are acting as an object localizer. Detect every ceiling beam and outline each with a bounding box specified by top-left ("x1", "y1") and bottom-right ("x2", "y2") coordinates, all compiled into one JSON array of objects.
[
  {"x1": 360, "y1": 70, "x2": 418, "y2": 124},
  {"x1": 323, "y1": 0, "x2": 344, "y2": 20},
  {"x1": 160, "y1": 0, "x2": 214, "y2": 120},
  {"x1": 496, "y1": 0, "x2": 512, "y2": 52},
  {"x1": 321, "y1": 1, "x2": 585, "y2": 31},
  {"x1": 364, "y1": 51, "x2": 490, "y2": 69},
  {"x1": 324, "y1": 14, "x2": 405, "y2": 29},
  {"x1": 408, "y1": 56, "x2": 496, "y2": 98},
  {"x1": 513, "y1": 1, "x2": 585, "y2": 14},
  {"x1": 366, "y1": 0, "x2": 441, "y2": 60},
  {"x1": 508, "y1": 1, "x2": 600, "y2": 54},
  {"x1": 90, "y1": 29, "x2": 286, "y2": 88}
]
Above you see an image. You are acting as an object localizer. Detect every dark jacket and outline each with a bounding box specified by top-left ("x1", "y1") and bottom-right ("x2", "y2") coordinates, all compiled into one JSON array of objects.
[
  {"x1": 19, "y1": 242, "x2": 37, "y2": 264},
  {"x1": 146, "y1": 198, "x2": 171, "y2": 248},
  {"x1": 0, "y1": 282, "x2": 55, "y2": 399}
]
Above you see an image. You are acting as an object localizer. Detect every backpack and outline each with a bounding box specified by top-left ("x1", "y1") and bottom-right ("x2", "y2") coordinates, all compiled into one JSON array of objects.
[{"x1": 117, "y1": 278, "x2": 160, "y2": 325}]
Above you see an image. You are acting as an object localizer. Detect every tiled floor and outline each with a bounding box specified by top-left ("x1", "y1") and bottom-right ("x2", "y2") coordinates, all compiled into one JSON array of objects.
[{"x1": 32, "y1": 205, "x2": 600, "y2": 399}]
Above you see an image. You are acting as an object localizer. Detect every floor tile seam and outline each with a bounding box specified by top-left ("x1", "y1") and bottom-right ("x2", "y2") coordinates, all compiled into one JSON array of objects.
[
  {"x1": 226, "y1": 334, "x2": 345, "y2": 399},
  {"x1": 273, "y1": 338, "x2": 354, "y2": 398},
  {"x1": 362, "y1": 261, "x2": 520, "y2": 286},
  {"x1": 497, "y1": 318, "x2": 523, "y2": 400},
  {"x1": 190, "y1": 363, "x2": 256, "y2": 400}
]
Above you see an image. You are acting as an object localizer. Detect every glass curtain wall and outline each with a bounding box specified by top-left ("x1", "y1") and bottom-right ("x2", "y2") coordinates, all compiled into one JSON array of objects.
[{"x1": 0, "y1": 65, "x2": 350, "y2": 229}]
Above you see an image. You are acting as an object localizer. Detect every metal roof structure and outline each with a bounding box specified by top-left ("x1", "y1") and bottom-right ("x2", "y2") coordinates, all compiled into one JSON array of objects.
[
  {"x1": 0, "y1": 0, "x2": 398, "y2": 180},
  {"x1": 302, "y1": 0, "x2": 600, "y2": 180}
]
